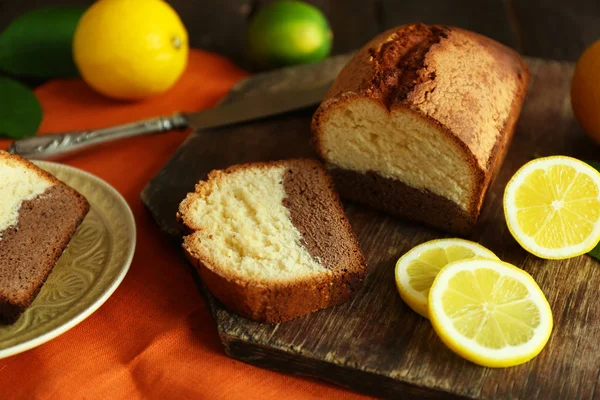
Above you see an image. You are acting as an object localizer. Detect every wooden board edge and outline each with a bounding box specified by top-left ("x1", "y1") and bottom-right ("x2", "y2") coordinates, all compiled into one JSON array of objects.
[
  {"x1": 140, "y1": 131, "x2": 199, "y2": 238},
  {"x1": 219, "y1": 331, "x2": 472, "y2": 400}
]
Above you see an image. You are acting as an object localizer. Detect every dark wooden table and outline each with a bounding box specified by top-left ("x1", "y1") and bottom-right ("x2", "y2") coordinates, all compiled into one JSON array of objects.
[{"x1": 2, "y1": 0, "x2": 600, "y2": 70}]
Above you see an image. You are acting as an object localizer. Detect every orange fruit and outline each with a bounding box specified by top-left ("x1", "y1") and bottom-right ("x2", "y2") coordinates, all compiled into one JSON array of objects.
[{"x1": 571, "y1": 40, "x2": 600, "y2": 144}]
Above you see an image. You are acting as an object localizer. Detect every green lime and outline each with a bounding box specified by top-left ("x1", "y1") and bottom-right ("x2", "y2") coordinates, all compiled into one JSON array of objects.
[{"x1": 247, "y1": 1, "x2": 332, "y2": 69}]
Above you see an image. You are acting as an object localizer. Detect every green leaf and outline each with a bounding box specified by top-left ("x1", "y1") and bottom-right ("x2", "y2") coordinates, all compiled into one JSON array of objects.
[
  {"x1": 587, "y1": 161, "x2": 600, "y2": 261},
  {"x1": 0, "y1": 77, "x2": 42, "y2": 139},
  {"x1": 591, "y1": 243, "x2": 600, "y2": 261},
  {"x1": 0, "y1": 6, "x2": 86, "y2": 78}
]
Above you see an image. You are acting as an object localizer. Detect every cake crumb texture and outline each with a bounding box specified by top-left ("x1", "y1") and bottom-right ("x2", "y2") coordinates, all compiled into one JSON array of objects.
[
  {"x1": 0, "y1": 154, "x2": 55, "y2": 237},
  {"x1": 178, "y1": 159, "x2": 367, "y2": 323},
  {"x1": 180, "y1": 164, "x2": 324, "y2": 282},
  {"x1": 0, "y1": 151, "x2": 90, "y2": 324},
  {"x1": 312, "y1": 23, "x2": 529, "y2": 233}
]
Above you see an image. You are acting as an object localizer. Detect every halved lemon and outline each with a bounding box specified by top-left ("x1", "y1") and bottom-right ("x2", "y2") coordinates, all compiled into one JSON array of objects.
[
  {"x1": 504, "y1": 156, "x2": 600, "y2": 259},
  {"x1": 395, "y1": 239, "x2": 498, "y2": 318},
  {"x1": 429, "y1": 259, "x2": 553, "y2": 368}
]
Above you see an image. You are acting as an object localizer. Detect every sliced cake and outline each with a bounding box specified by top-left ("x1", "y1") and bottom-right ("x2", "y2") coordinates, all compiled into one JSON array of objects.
[
  {"x1": 177, "y1": 159, "x2": 367, "y2": 323},
  {"x1": 0, "y1": 151, "x2": 89, "y2": 324},
  {"x1": 312, "y1": 23, "x2": 529, "y2": 234}
]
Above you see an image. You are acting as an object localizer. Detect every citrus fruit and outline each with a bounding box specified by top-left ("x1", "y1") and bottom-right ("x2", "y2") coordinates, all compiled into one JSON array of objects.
[
  {"x1": 504, "y1": 156, "x2": 600, "y2": 259},
  {"x1": 571, "y1": 40, "x2": 600, "y2": 144},
  {"x1": 73, "y1": 0, "x2": 188, "y2": 100},
  {"x1": 429, "y1": 259, "x2": 553, "y2": 368},
  {"x1": 395, "y1": 239, "x2": 498, "y2": 318},
  {"x1": 247, "y1": 1, "x2": 332, "y2": 69}
]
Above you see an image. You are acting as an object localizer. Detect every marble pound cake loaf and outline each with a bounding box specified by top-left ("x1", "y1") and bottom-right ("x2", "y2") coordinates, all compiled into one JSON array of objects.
[
  {"x1": 0, "y1": 151, "x2": 89, "y2": 324},
  {"x1": 178, "y1": 159, "x2": 367, "y2": 323},
  {"x1": 312, "y1": 23, "x2": 529, "y2": 234}
]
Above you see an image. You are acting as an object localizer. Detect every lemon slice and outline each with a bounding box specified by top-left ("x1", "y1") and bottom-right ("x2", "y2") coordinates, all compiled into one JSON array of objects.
[
  {"x1": 395, "y1": 239, "x2": 498, "y2": 318},
  {"x1": 429, "y1": 259, "x2": 553, "y2": 368},
  {"x1": 504, "y1": 156, "x2": 600, "y2": 259}
]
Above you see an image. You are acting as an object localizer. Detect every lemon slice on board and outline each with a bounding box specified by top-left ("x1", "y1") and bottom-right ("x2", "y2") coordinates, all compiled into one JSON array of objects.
[
  {"x1": 395, "y1": 239, "x2": 499, "y2": 318},
  {"x1": 504, "y1": 156, "x2": 600, "y2": 259},
  {"x1": 428, "y1": 259, "x2": 552, "y2": 368}
]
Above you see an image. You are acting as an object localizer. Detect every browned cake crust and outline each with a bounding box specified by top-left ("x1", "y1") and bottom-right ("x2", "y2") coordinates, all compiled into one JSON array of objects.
[
  {"x1": 178, "y1": 159, "x2": 367, "y2": 323},
  {"x1": 0, "y1": 152, "x2": 90, "y2": 324},
  {"x1": 312, "y1": 23, "x2": 529, "y2": 234}
]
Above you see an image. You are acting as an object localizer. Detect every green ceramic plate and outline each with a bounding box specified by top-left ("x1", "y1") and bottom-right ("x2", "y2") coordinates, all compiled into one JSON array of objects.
[{"x1": 0, "y1": 161, "x2": 136, "y2": 358}]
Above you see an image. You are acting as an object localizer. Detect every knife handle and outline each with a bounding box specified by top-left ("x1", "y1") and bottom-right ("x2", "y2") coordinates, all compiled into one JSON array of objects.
[{"x1": 7, "y1": 113, "x2": 188, "y2": 160}]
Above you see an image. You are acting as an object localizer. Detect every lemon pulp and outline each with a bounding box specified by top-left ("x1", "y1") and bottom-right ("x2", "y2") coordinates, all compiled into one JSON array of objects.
[
  {"x1": 429, "y1": 259, "x2": 553, "y2": 368},
  {"x1": 396, "y1": 239, "x2": 498, "y2": 318},
  {"x1": 442, "y1": 268, "x2": 540, "y2": 348},
  {"x1": 505, "y1": 156, "x2": 600, "y2": 259}
]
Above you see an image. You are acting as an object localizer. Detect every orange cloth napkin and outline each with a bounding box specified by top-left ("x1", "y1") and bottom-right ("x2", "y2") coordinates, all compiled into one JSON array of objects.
[{"x1": 0, "y1": 50, "x2": 371, "y2": 400}]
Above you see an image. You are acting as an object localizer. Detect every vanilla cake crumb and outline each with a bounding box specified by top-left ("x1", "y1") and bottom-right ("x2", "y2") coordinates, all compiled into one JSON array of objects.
[
  {"x1": 180, "y1": 166, "x2": 324, "y2": 281},
  {"x1": 0, "y1": 159, "x2": 54, "y2": 238}
]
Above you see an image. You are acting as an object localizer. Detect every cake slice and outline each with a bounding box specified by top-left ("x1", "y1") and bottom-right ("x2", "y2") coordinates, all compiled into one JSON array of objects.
[
  {"x1": 177, "y1": 159, "x2": 367, "y2": 323},
  {"x1": 312, "y1": 23, "x2": 529, "y2": 234},
  {"x1": 0, "y1": 151, "x2": 89, "y2": 324}
]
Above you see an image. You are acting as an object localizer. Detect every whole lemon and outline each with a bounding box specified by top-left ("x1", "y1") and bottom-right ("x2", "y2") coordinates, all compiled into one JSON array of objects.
[
  {"x1": 247, "y1": 1, "x2": 332, "y2": 70},
  {"x1": 571, "y1": 40, "x2": 600, "y2": 144},
  {"x1": 73, "y1": 0, "x2": 188, "y2": 100}
]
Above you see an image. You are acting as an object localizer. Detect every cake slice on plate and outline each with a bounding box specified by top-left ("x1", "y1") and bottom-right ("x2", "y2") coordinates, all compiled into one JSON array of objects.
[
  {"x1": 312, "y1": 23, "x2": 529, "y2": 234},
  {"x1": 0, "y1": 151, "x2": 89, "y2": 324},
  {"x1": 178, "y1": 159, "x2": 367, "y2": 323}
]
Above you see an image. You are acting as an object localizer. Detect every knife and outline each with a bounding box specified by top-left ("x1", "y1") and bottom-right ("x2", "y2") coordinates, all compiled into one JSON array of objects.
[{"x1": 6, "y1": 80, "x2": 332, "y2": 160}]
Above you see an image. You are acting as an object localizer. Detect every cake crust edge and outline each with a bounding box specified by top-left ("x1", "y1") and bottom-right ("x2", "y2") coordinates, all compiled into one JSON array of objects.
[
  {"x1": 311, "y1": 23, "x2": 530, "y2": 234},
  {"x1": 178, "y1": 159, "x2": 367, "y2": 323},
  {"x1": 0, "y1": 152, "x2": 90, "y2": 324}
]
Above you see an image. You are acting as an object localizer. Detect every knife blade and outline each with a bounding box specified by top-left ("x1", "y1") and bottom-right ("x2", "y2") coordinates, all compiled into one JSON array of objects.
[
  {"x1": 7, "y1": 80, "x2": 333, "y2": 160},
  {"x1": 184, "y1": 82, "x2": 331, "y2": 130}
]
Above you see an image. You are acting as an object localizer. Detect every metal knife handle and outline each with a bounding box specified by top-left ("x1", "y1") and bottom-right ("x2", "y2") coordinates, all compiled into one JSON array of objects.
[{"x1": 7, "y1": 113, "x2": 188, "y2": 160}]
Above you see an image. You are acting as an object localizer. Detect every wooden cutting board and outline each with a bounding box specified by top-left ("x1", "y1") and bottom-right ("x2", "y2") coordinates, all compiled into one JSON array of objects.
[{"x1": 141, "y1": 57, "x2": 600, "y2": 399}]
